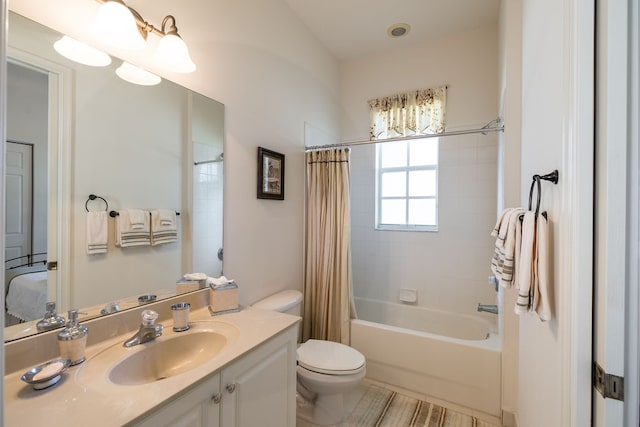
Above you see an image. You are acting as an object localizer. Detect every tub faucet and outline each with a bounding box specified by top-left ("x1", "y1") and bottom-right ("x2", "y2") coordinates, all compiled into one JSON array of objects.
[
  {"x1": 477, "y1": 304, "x2": 499, "y2": 315},
  {"x1": 123, "y1": 310, "x2": 163, "y2": 348}
]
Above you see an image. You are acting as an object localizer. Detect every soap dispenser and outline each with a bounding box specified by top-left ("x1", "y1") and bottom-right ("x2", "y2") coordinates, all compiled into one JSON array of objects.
[
  {"x1": 36, "y1": 302, "x2": 66, "y2": 331},
  {"x1": 57, "y1": 309, "x2": 88, "y2": 366}
]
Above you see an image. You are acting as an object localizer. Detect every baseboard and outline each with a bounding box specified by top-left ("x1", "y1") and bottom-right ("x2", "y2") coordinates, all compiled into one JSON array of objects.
[{"x1": 502, "y1": 410, "x2": 518, "y2": 427}]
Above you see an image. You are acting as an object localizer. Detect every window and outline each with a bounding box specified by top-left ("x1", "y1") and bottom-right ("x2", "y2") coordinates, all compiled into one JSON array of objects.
[{"x1": 376, "y1": 138, "x2": 438, "y2": 231}]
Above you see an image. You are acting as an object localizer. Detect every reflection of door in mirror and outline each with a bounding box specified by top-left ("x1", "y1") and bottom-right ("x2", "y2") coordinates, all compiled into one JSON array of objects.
[
  {"x1": 191, "y1": 92, "x2": 224, "y2": 277},
  {"x1": 5, "y1": 61, "x2": 50, "y2": 325}
]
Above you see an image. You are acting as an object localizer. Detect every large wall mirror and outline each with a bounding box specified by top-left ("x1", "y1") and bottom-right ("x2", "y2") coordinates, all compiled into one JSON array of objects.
[{"x1": 4, "y1": 11, "x2": 224, "y2": 342}]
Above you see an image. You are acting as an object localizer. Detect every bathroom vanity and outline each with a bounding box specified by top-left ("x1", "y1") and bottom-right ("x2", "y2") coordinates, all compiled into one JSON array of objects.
[{"x1": 4, "y1": 290, "x2": 300, "y2": 427}]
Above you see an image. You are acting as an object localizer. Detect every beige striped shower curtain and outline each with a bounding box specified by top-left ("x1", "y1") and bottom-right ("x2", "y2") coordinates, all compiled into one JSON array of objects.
[{"x1": 302, "y1": 148, "x2": 353, "y2": 345}]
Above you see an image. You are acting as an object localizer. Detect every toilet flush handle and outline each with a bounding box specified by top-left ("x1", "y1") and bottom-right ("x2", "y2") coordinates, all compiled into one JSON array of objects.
[{"x1": 226, "y1": 383, "x2": 236, "y2": 394}]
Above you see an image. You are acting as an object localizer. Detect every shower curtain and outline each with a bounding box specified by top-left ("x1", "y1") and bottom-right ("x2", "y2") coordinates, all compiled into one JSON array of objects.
[{"x1": 303, "y1": 148, "x2": 352, "y2": 345}]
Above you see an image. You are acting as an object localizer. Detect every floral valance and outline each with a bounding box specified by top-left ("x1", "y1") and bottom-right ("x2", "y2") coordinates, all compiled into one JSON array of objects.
[{"x1": 368, "y1": 85, "x2": 447, "y2": 140}]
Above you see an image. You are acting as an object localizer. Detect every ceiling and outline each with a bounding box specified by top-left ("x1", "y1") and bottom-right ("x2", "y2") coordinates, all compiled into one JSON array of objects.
[{"x1": 283, "y1": 0, "x2": 502, "y2": 60}]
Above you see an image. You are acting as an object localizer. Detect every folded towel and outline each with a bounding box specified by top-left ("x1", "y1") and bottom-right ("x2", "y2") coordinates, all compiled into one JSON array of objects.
[
  {"x1": 115, "y1": 210, "x2": 150, "y2": 247},
  {"x1": 129, "y1": 209, "x2": 146, "y2": 230},
  {"x1": 207, "y1": 275, "x2": 235, "y2": 289},
  {"x1": 498, "y1": 208, "x2": 525, "y2": 288},
  {"x1": 158, "y1": 209, "x2": 174, "y2": 226},
  {"x1": 151, "y1": 210, "x2": 177, "y2": 246},
  {"x1": 490, "y1": 207, "x2": 525, "y2": 287},
  {"x1": 184, "y1": 273, "x2": 207, "y2": 281},
  {"x1": 515, "y1": 212, "x2": 536, "y2": 314},
  {"x1": 87, "y1": 211, "x2": 108, "y2": 254},
  {"x1": 491, "y1": 208, "x2": 512, "y2": 240},
  {"x1": 534, "y1": 214, "x2": 551, "y2": 321}
]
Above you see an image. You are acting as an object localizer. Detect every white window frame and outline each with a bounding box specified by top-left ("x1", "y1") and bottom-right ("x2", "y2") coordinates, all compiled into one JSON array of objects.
[{"x1": 375, "y1": 138, "x2": 439, "y2": 231}]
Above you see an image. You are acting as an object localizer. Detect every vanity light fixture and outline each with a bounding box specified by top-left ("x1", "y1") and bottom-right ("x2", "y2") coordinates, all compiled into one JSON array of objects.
[
  {"x1": 94, "y1": 0, "x2": 147, "y2": 51},
  {"x1": 53, "y1": 35, "x2": 112, "y2": 67},
  {"x1": 94, "y1": 0, "x2": 196, "y2": 73},
  {"x1": 115, "y1": 61, "x2": 162, "y2": 86}
]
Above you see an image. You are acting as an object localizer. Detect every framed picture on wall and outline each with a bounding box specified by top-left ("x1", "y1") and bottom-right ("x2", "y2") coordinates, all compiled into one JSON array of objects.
[{"x1": 257, "y1": 147, "x2": 285, "y2": 200}]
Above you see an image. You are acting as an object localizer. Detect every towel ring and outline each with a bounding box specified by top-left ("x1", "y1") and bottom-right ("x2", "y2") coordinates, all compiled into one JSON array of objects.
[
  {"x1": 85, "y1": 194, "x2": 109, "y2": 213},
  {"x1": 528, "y1": 170, "x2": 559, "y2": 219},
  {"x1": 528, "y1": 176, "x2": 542, "y2": 217}
]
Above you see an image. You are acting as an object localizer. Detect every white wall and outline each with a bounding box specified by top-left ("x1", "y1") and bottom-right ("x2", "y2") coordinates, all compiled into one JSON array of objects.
[
  {"x1": 342, "y1": 25, "x2": 499, "y2": 317},
  {"x1": 10, "y1": 0, "x2": 340, "y2": 308}
]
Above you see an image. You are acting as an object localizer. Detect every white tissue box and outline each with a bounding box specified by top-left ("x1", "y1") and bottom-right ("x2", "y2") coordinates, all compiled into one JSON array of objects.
[
  {"x1": 209, "y1": 283, "x2": 239, "y2": 314},
  {"x1": 176, "y1": 278, "x2": 206, "y2": 294}
]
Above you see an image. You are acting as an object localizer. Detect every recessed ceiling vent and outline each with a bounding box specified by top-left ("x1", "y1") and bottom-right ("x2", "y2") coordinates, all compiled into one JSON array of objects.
[{"x1": 387, "y1": 23, "x2": 411, "y2": 38}]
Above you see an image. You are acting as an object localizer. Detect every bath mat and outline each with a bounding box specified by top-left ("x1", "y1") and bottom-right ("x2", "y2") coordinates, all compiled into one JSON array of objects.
[{"x1": 341, "y1": 385, "x2": 501, "y2": 427}]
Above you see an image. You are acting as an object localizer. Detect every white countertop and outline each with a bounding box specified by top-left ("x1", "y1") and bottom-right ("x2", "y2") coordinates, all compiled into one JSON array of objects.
[{"x1": 4, "y1": 307, "x2": 300, "y2": 426}]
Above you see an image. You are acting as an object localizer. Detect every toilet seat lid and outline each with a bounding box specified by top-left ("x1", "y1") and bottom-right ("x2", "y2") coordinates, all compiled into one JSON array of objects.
[{"x1": 297, "y1": 339, "x2": 365, "y2": 375}]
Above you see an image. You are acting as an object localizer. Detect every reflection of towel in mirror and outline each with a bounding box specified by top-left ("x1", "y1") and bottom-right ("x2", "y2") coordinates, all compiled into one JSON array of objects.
[
  {"x1": 87, "y1": 211, "x2": 108, "y2": 254},
  {"x1": 115, "y1": 210, "x2": 151, "y2": 247},
  {"x1": 129, "y1": 209, "x2": 146, "y2": 230},
  {"x1": 151, "y1": 210, "x2": 177, "y2": 246}
]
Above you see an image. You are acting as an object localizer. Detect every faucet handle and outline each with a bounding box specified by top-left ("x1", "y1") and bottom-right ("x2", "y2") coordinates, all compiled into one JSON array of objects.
[{"x1": 141, "y1": 310, "x2": 159, "y2": 326}]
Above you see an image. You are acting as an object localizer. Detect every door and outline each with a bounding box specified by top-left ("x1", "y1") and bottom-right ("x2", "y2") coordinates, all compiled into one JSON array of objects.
[
  {"x1": 5, "y1": 141, "x2": 33, "y2": 268},
  {"x1": 593, "y1": 0, "x2": 635, "y2": 424}
]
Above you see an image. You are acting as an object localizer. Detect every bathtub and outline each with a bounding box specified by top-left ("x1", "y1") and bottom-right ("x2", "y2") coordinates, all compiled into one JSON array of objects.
[{"x1": 350, "y1": 298, "x2": 502, "y2": 417}]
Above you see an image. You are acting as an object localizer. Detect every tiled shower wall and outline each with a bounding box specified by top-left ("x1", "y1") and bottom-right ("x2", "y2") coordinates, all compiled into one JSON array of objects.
[
  {"x1": 350, "y1": 133, "x2": 498, "y2": 316},
  {"x1": 193, "y1": 142, "x2": 223, "y2": 276}
]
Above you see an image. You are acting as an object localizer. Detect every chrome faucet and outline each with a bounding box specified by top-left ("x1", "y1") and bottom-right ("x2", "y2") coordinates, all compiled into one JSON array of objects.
[
  {"x1": 124, "y1": 310, "x2": 163, "y2": 347},
  {"x1": 477, "y1": 303, "x2": 499, "y2": 314}
]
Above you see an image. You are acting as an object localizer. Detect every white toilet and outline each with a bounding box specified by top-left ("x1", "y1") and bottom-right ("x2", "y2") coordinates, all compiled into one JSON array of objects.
[{"x1": 251, "y1": 290, "x2": 366, "y2": 426}]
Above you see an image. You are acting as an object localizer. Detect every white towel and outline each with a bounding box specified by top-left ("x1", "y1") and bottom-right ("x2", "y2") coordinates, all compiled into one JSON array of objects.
[
  {"x1": 183, "y1": 273, "x2": 207, "y2": 281},
  {"x1": 150, "y1": 210, "x2": 177, "y2": 246},
  {"x1": 491, "y1": 208, "x2": 512, "y2": 237},
  {"x1": 515, "y1": 211, "x2": 536, "y2": 314},
  {"x1": 207, "y1": 275, "x2": 235, "y2": 289},
  {"x1": 158, "y1": 209, "x2": 174, "y2": 226},
  {"x1": 115, "y1": 210, "x2": 150, "y2": 247},
  {"x1": 534, "y1": 214, "x2": 552, "y2": 321},
  {"x1": 129, "y1": 209, "x2": 146, "y2": 230},
  {"x1": 498, "y1": 208, "x2": 525, "y2": 288},
  {"x1": 86, "y1": 211, "x2": 108, "y2": 254},
  {"x1": 490, "y1": 207, "x2": 525, "y2": 286}
]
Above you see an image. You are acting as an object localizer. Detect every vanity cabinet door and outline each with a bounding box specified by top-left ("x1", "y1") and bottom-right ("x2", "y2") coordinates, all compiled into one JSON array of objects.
[
  {"x1": 133, "y1": 372, "x2": 222, "y2": 427},
  {"x1": 220, "y1": 327, "x2": 298, "y2": 427}
]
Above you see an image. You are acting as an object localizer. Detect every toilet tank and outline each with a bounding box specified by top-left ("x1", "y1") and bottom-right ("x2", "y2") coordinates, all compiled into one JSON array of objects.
[{"x1": 251, "y1": 290, "x2": 302, "y2": 316}]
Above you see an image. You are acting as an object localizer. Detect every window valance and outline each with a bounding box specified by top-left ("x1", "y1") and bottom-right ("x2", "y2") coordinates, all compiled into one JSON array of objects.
[{"x1": 368, "y1": 86, "x2": 447, "y2": 140}]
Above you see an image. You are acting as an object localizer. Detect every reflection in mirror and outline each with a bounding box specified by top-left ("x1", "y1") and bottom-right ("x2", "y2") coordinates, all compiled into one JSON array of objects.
[
  {"x1": 191, "y1": 92, "x2": 224, "y2": 277},
  {"x1": 4, "y1": 12, "x2": 224, "y2": 342}
]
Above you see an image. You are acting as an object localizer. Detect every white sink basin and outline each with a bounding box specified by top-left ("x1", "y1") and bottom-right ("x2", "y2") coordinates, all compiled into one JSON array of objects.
[{"x1": 77, "y1": 321, "x2": 239, "y2": 387}]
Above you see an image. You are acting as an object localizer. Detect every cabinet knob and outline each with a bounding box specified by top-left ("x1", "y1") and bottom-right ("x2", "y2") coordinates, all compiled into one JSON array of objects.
[
  {"x1": 211, "y1": 393, "x2": 221, "y2": 404},
  {"x1": 226, "y1": 383, "x2": 236, "y2": 394}
]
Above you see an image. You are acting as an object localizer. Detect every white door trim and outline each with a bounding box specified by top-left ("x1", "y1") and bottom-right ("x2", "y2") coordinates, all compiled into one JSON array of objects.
[
  {"x1": 560, "y1": 0, "x2": 595, "y2": 426},
  {"x1": 624, "y1": 0, "x2": 640, "y2": 423},
  {"x1": 7, "y1": 47, "x2": 72, "y2": 311},
  {"x1": 1, "y1": 0, "x2": 9, "y2": 406}
]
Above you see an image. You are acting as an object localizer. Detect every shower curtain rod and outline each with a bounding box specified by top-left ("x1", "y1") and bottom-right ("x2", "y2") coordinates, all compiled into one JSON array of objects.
[{"x1": 304, "y1": 117, "x2": 504, "y2": 152}]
